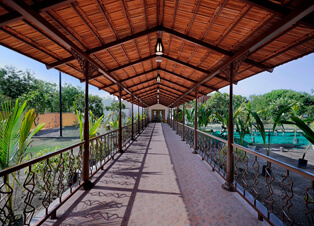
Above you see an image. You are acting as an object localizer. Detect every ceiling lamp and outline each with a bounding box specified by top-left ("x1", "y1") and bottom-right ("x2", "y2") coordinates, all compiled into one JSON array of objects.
[
  {"x1": 155, "y1": 30, "x2": 164, "y2": 56},
  {"x1": 157, "y1": 94, "x2": 159, "y2": 99},
  {"x1": 157, "y1": 88, "x2": 160, "y2": 93},
  {"x1": 156, "y1": 74, "x2": 161, "y2": 83}
]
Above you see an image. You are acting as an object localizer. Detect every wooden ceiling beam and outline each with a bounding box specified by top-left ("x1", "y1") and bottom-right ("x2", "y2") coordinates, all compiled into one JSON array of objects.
[
  {"x1": 162, "y1": 55, "x2": 229, "y2": 82},
  {"x1": 241, "y1": 0, "x2": 314, "y2": 27},
  {"x1": 6, "y1": 0, "x2": 149, "y2": 107},
  {"x1": 108, "y1": 55, "x2": 155, "y2": 73},
  {"x1": 117, "y1": 76, "x2": 206, "y2": 97},
  {"x1": 0, "y1": 0, "x2": 76, "y2": 27},
  {"x1": 160, "y1": 68, "x2": 218, "y2": 91},
  {"x1": 102, "y1": 67, "x2": 218, "y2": 92},
  {"x1": 128, "y1": 83, "x2": 194, "y2": 100},
  {"x1": 169, "y1": 2, "x2": 314, "y2": 107},
  {"x1": 46, "y1": 26, "x2": 159, "y2": 69},
  {"x1": 161, "y1": 26, "x2": 274, "y2": 72}
]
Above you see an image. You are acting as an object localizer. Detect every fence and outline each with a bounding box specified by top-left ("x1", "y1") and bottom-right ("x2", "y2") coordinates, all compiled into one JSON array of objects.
[
  {"x1": 168, "y1": 118, "x2": 314, "y2": 226},
  {"x1": 0, "y1": 118, "x2": 148, "y2": 225}
]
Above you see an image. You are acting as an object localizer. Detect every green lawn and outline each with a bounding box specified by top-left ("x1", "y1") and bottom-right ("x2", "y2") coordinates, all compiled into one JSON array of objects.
[{"x1": 27, "y1": 137, "x2": 81, "y2": 154}]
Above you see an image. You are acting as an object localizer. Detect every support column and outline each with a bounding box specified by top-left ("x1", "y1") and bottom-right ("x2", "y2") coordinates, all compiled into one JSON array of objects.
[
  {"x1": 138, "y1": 100, "x2": 140, "y2": 134},
  {"x1": 142, "y1": 106, "x2": 144, "y2": 130},
  {"x1": 193, "y1": 87, "x2": 198, "y2": 154},
  {"x1": 182, "y1": 102, "x2": 185, "y2": 141},
  {"x1": 172, "y1": 108, "x2": 175, "y2": 129},
  {"x1": 169, "y1": 108, "x2": 172, "y2": 126},
  {"x1": 131, "y1": 96, "x2": 134, "y2": 140},
  {"x1": 82, "y1": 61, "x2": 95, "y2": 190},
  {"x1": 223, "y1": 62, "x2": 235, "y2": 191},
  {"x1": 176, "y1": 106, "x2": 179, "y2": 134},
  {"x1": 118, "y1": 85, "x2": 123, "y2": 153},
  {"x1": 71, "y1": 50, "x2": 97, "y2": 190},
  {"x1": 59, "y1": 71, "x2": 62, "y2": 137}
]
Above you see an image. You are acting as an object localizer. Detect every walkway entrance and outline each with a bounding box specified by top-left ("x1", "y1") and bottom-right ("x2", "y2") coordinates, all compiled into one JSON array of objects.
[{"x1": 152, "y1": 109, "x2": 165, "y2": 122}]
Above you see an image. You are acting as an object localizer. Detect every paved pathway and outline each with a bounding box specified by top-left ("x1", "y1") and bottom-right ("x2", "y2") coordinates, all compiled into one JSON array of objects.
[{"x1": 44, "y1": 123, "x2": 267, "y2": 226}]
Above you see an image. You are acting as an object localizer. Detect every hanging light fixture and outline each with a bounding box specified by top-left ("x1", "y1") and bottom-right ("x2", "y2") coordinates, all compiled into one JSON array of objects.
[
  {"x1": 157, "y1": 94, "x2": 159, "y2": 99},
  {"x1": 155, "y1": 31, "x2": 164, "y2": 56},
  {"x1": 156, "y1": 74, "x2": 161, "y2": 83},
  {"x1": 157, "y1": 88, "x2": 160, "y2": 93}
]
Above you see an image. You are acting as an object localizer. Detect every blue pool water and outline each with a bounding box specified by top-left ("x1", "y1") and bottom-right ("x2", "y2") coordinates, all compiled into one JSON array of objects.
[{"x1": 212, "y1": 131, "x2": 309, "y2": 147}]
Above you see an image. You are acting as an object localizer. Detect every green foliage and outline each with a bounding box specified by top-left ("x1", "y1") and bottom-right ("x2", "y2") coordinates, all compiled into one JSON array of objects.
[
  {"x1": 24, "y1": 147, "x2": 76, "y2": 192},
  {"x1": 0, "y1": 100, "x2": 44, "y2": 220},
  {"x1": 76, "y1": 110, "x2": 104, "y2": 141},
  {"x1": 249, "y1": 103, "x2": 294, "y2": 156},
  {"x1": 197, "y1": 104, "x2": 212, "y2": 129},
  {"x1": 73, "y1": 93, "x2": 104, "y2": 118},
  {"x1": 185, "y1": 108, "x2": 195, "y2": 125},
  {"x1": 282, "y1": 117, "x2": 314, "y2": 159},
  {"x1": 249, "y1": 89, "x2": 313, "y2": 120},
  {"x1": 0, "y1": 66, "x2": 36, "y2": 99},
  {"x1": 205, "y1": 92, "x2": 247, "y2": 116},
  {"x1": 104, "y1": 102, "x2": 126, "y2": 127}
]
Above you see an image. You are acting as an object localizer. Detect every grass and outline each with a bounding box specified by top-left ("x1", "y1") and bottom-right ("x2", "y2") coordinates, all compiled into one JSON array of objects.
[
  {"x1": 27, "y1": 138, "x2": 80, "y2": 154},
  {"x1": 26, "y1": 125, "x2": 81, "y2": 155}
]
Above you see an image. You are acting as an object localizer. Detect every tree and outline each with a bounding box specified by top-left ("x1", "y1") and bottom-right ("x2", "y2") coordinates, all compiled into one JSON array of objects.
[
  {"x1": 104, "y1": 102, "x2": 126, "y2": 126},
  {"x1": 19, "y1": 80, "x2": 58, "y2": 125},
  {"x1": 0, "y1": 66, "x2": 36, "y2": 99},
  {"x1": 73, "y1": 93, "x2": 104, "y2": 118},
  {"x1": 61, "y1": 84, "x2": 84, "y2": 112}
]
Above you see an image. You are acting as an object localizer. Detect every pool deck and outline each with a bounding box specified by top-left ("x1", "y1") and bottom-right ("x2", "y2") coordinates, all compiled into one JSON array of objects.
[{"x1": 43, "y1": 123, "x2": 268, "y2": 225}]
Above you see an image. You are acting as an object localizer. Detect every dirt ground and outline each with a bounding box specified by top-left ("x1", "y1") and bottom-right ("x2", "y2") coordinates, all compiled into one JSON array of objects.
[{"x1": 233, "y1": 146, "x2": 314, "y2": 225}]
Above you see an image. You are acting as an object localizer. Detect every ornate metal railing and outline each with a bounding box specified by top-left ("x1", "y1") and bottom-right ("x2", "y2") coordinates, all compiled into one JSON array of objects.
[
  {"x1": 0, "y1": 120, "x2": 147, "y2": 225},
  {"x1": 168, "y1": 120, "x2": 314, "y2": 225}
]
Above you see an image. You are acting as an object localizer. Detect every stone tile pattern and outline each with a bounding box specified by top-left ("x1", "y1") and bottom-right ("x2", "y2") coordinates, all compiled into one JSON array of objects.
[
  {"x1": 162, "y1": 123, "x2": 268, "y2": 226},
  {"x1": 43, "y1": 123, "x2": 268, "y2": 226},
  {"x1": 44, "y1": 123, "x2": 190, "y2": 225}
]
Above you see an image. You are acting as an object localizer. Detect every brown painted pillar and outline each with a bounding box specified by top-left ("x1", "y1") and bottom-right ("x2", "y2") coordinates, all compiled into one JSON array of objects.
[
  {"x1": 131, "y1": 96, "x2": 134, "y2": 140},
  {"x1": 142, "y1": 106, "x2": 144, "y2": 130},
  {"x1": 169, "y1": 108, "x2": 172, "y2": 126},
  {"x1": 176, "y1": 107, "x2": 179, "y2": 134},
  {"x1": 172, "y1": 108, "x2": 175, "y2": 129},
  {"x1": 193, "y1": 87, "x2": 198, "y2": 154},
  {"x1": 118, "y1": 86, "x2": 123, "y2": 153},
  {"x1": 223, "y1": 63, "x2": 235, "y2": 191},
  {"x1": 138, "y1": 100, "x2": 140, "y2": 134},
  {"x1": 182, "y1": 103, "x2": 185, "y2": 141},
  {"x1": 82, "y1": 61, "x2": 93, "y2": 190}
]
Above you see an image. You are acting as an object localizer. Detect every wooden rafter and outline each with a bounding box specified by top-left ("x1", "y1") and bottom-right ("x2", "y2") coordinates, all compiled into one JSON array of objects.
[
  {"x1": 0, "y1": 0, "x2": 76, "y2": 27},
  {"x1": 3, "y1": 0, "x2": 150, "y2": 107},
  {"x1": 169, "y1": 2, "x2": 314, "y2": 107}
]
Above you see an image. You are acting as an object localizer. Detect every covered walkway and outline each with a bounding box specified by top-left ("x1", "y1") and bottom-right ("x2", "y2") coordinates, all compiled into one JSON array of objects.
[{"x1": 43, "y1": 123, "x2": 266, "y2": 225}]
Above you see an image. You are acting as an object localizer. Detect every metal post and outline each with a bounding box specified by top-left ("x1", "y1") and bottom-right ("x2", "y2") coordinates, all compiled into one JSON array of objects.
[
  {"x1": 131, "y1": 96, "x2": 134, "y2": 140},
  {"x1": 59, "y1": 71, "x2": 62, "y2": 137},
  {"x1": 169, "y1": 108, "x2": 171, "y2": 126},
  {"x1": 118, "y1": 86, "x2": 123, "y2": 153},
  {"x1": 176, "y1": 106, "x2": 179, "y2": 134},
  {"x1": 223, "y1": 62, "x2": 235, "y2": 191},
  {"x1": 172, "y1": 108, "x2": 175, "y2": 129},
  {"x1": 138, "y1": 100, "x2": 140, "y2": 134},
  {"x1": 193, "y1": 87, "x2": 198, "y2": 154},
  {"x1": 182, "y1": 103, "x2": 185, "y2": 141},
  {"x1": 142, "y1": 106, "x2": 144, "y2": 130},
  {"x1": 82, "y1": 61, "x2": 93, "y2": 190}
]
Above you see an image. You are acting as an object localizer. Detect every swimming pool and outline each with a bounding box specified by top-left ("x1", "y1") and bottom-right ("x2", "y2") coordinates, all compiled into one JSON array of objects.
[{"x1": 212, "y1": 131, "x2": 310, "y2": 147}]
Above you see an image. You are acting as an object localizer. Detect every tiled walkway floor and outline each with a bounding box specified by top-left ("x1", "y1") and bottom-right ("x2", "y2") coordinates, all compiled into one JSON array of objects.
[{"x1": 44, "y1": 123, "x2": 268, "y2": 226}]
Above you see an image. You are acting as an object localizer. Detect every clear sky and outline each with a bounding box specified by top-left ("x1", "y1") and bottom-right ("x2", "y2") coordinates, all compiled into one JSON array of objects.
[{"x1": 0, "y1": 45, "x2": 313, "y2": 100}]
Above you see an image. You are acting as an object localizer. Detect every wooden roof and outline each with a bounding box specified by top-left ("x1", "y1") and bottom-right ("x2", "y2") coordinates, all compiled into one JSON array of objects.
[{"x1": 0, "y1": 0, "x2": 313, "y2": 107}]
